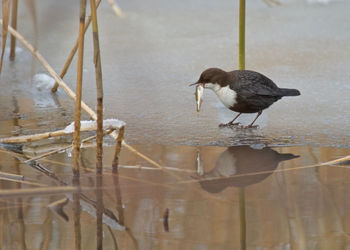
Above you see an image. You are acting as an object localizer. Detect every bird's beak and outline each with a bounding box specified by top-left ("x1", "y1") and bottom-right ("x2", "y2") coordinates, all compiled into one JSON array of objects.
[{"x1": 189, "y1": 82, "x2": 204, "y2": 87}]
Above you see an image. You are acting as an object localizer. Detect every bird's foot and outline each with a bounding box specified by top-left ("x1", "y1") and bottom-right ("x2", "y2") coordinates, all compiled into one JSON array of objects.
[{"x1": 219, "y1": 122, "x2": 241, "y2": 128}]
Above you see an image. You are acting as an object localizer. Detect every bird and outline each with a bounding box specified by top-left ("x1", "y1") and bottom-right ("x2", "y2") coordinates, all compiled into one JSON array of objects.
[{"x1": 191, "y1": 68, "x2": 300, "y2": 128}]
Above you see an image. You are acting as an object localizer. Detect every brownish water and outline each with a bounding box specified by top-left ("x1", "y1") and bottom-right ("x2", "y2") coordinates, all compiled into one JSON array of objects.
[{"x1": 1, "y1": 143, "x2": 350, "y2": 249}]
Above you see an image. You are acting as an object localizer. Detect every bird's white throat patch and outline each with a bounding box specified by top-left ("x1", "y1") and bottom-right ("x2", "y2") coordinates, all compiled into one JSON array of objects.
[{"x1": 213, "y1": 85, "x2": 237, "y2": 108}]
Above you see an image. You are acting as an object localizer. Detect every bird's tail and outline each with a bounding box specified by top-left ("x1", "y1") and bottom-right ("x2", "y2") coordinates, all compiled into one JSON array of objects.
[{"x1": 280, "y1": 88, "x2": 300, "y2": 96}]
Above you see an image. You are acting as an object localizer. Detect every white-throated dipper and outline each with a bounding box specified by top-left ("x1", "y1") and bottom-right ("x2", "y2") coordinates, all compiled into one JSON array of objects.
[{"x1": 191, "y1": 68, "x2": 300, "y2": 128}]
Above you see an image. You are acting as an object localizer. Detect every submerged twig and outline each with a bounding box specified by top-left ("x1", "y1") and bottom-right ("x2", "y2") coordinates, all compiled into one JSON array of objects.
[
  {"x1": 0, "y1": 177, "x2": 46, "y2": 187},
  {"x1": 51, "y1": 0, "x2": 102, "y2": 93},
  {"x1": 106, "y1": 0, "x2": 125, "y2": 17},
  {"x1": 107, "y1": 226, "x2": 119, "y2": 249},
  {"x1": 0, "y1": 171, "x2": 23, "y2": 180},
  {"x1": 0, "y1": 186, "x2": 79, "y2": 198},
  {"x1": 48, "y1": 198, "x2": 69, "y2": 222}
]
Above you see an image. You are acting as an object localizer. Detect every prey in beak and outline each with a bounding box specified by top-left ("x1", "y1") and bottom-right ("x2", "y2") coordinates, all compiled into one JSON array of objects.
[{"x1": 190, "y1": 82, "x2": 204, "y2": 112}]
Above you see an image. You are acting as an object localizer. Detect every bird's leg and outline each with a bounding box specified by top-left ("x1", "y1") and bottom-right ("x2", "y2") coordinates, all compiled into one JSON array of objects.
[
  {"x1": 219, "y1": 113, "x2": 242, "y2": 127},
  {"x1": 245, "y1": 111, "x2": 262, "y2": 128}
]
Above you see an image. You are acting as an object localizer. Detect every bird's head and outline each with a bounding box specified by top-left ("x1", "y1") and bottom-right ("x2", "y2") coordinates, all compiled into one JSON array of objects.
[{"x1": 190, "y1": 68, "x2": 228, "y2": 90}]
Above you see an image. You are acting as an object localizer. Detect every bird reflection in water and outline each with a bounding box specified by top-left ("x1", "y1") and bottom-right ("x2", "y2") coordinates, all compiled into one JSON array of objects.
[{"x1": 195, "y1": 146, "x2": 299, "y2": 193}]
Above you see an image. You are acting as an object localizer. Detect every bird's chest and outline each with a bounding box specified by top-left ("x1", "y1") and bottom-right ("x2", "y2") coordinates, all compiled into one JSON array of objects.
[{"x1": 214, "y1": 86, "x2": 237, "y2": 108}]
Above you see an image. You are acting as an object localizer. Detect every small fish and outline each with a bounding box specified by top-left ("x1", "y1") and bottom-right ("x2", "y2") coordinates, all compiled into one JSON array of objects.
[{"x1": 195, "y1": 85, "x2": 204, "y2": 112}]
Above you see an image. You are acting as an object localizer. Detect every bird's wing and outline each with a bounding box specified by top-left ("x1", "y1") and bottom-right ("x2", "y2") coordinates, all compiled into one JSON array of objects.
[{"x1": 230, "y1": 70, "x2": 282, "y2": 97}]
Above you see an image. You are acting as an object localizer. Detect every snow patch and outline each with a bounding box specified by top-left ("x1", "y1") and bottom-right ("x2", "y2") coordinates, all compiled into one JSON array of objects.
[
  {"x1": 63, "y1": 119, "x2": 126, "y2": 134},
  {"x1": 33, "y1": 73, "x2": 56, "y2": 91}
]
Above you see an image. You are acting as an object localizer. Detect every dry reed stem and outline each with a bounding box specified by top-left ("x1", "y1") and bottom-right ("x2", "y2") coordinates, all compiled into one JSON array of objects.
[
  {"x1": 0, "y1": 123, "x2": 116, "y2": 144},
  {"x1": 106, "y1": 0, "x2": 125, "y2": 17},
  {"x1": 239, "y1": 187, "x2": 246, "y2": 250},
  {"x1": 24, "y1": 128, "x2": 116, "y2": 163},
  {"x1": 0, "y1": 20, "x2": 166, "y2": 173},
  {"x1": 51, "y1": 0, "x2": 102, "y2": 93},
  {"x1": 238, "y1": 0, "x2": 246, "y2": 70},
  {"x1": 0, "y1": 186, "x2": 79, "y2": 198},
  {"x1": 90, "y1": 0, "x2": 104, "y2": 172},
  {"x1": 9, "y1": 0, "x2": 18, "y2": 60},
  {"x1": 0, "y1": 0, "x2": 10, "y2": 74},
  {"x1": 73, "y1": 0, "x2": 88, "y2": 175},
  {"x1": 0, "y1": 20, "x2": 97, "y2": 120},
  {"x1": 0, "y1": 130, "x2": 71, "y2": 143}
]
